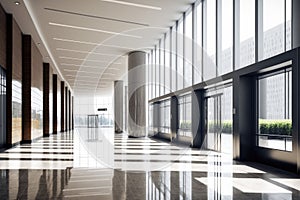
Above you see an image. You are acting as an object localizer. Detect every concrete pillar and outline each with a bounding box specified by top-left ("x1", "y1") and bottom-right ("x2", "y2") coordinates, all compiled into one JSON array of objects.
[
  {"x1": 114, "y1": 80, "x2": 124, "y2": 133},
  {"x1": 128, "y1": 51, "x2": 146, "y2": 137}
]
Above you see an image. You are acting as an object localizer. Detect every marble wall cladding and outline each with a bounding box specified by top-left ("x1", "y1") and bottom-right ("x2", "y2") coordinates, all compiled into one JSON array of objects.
[
  {"x1": 11, "y1": 18, "x2": 22, "y2": 144},
  {"x1": 0, "y1": 4, "x2": 6, "y2": 69}
]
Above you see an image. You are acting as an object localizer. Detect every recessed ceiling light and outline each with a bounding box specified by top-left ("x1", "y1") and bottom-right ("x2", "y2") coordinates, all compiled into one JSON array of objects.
[
  {"x1": 53, "y1": 37, "x2": 134, "y2": 50},
  {"x1": 49, "y1": 22, "x2": 142, "y2": 38},
  {"x1": 14, "y1": 1, "x2": 20, "y2": 5},
  {"x1": 100, "y1": 0, "x2": 161, "y2": 11}
]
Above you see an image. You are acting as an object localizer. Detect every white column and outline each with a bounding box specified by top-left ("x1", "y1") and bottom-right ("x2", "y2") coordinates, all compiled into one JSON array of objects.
[{"x1": 128, "y1": 51, "x2": 146, "y2": 137}]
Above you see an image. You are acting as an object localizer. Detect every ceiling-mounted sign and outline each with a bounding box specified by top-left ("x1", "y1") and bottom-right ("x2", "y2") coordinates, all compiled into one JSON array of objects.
[{"x1": 98, "y1": 108, "x2": 108, "y2": 111}]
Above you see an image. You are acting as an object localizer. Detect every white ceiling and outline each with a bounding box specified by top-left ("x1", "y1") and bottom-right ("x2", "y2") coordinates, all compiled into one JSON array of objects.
[{"x1": 0, "y1": 0, "x2": 195, "y2": 95}]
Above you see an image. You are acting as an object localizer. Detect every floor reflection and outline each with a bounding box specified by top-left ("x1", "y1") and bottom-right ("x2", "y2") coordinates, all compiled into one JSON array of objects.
[
  {"x1": 0, "y1": 128, "x2": 300, "y2": 199},
  {"x1": 0, "y1": 168, "x2": 71, "y2": 199}
]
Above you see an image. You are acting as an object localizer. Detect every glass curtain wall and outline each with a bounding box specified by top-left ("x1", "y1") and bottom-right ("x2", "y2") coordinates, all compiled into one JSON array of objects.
[
  {"x1": 177, "y1": 19, "x2": 184, "y2": 90},
  {"x1": 237, "y1": 0, "x2": 255, "y2": 69},
  {"x1": 194, "y1": 1, "x2": 202, "y2": 84},
  {"x1": 219, "y1": 0, "x2": 233, "y2": 75},
  {"x1": 258, "y1": 68, "x2": 292, "y2": 151},
  {"x1": 171, "y1": 26, "x2": 177, "y2": 92},
  {"x1": 12, "y1": 79, "x2": 22, "y2": 143},
  {"x1": 155, "y1": 46, "x2": 160, "y2": 98},
  {"x1": 160, "y1": 99, "x2": 171, "y2": 134},
  {"x1": 178, "y1": 94, "x2": 192, "y2": 138},
  {"x1": 160, "y1": 39, "x2": 165, "y2": 96},
  {"x1": 165, "y1": 31, "x2": 171, "y2": 94},
  {"x1": 185, "y1": 9, "x2": 193, "y2": 87},
  {"x1": 203, "y1": 0, "x2": 217, "y2": 80}
]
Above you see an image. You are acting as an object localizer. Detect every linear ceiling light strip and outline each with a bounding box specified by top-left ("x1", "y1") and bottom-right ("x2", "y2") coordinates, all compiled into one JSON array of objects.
[
  {"x1": 49, "y1": 22, "x2": 142, "y2": 38},
  {"x1": 44, "y1": 8, "x2": 149, "y2": 27}
]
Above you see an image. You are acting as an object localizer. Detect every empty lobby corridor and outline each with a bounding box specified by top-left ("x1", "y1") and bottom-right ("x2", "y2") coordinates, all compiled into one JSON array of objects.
[{"x1": 1, "y1": 128, "x2": 300, "y2": 199}]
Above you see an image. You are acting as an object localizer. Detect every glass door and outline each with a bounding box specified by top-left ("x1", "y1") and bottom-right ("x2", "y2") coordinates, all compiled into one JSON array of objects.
[
  {"x1": 206, "y1": 95, "x2": 222, "y2": 152},
  {"x1": 205, "y1": 86, "x2": 233, "y2": 154}
]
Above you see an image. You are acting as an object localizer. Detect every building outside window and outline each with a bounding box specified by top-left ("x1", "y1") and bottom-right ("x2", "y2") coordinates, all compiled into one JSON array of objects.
[
  {"x1": 178, "y1": 94, "x2": 192, "y2": 137},
  {"x1": 258, "y1": 68, "x2": 292, "y2": 151}
]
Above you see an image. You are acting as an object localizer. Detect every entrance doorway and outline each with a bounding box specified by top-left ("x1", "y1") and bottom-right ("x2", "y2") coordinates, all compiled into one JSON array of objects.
[{"x1": 205, "y1": 86, "x2": 233, "y2": 155}]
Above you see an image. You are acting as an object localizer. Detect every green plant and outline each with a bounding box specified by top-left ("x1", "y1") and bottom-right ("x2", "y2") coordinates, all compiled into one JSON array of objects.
[{"x1": 259, "y1": 119, "x2": 292, "y2": 136}]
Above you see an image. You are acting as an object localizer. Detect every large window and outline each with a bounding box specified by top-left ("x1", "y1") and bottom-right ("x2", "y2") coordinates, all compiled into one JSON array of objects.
[
  {"x1": 171, "y1": 26, "x2": 177, "y2": 92},
  {"x1": 148, "y1": 104, "x2": 154, "y2": 135},
  {"x1": 258, "y1": 68, "x2": 292, "y2": 151},
  {"x1": 31, "y1": 87, "x2": 43, "y2": 140},
  {"x1": 160, "y1": 39, "x2": 165, "y2": 96},
  {"x1": 165, "y1": 31, "x2": 171, "y2": 94},
  {"x1": 194, "y1": 2, "x2": 202, "y2": 84},
  {"x1": 160, "y1": 100, "x2": 171, "y2": 134},
  {"x1": 238, "y1": 0, "x2": 255, "y2": 69},
  {"x1": 177, "y1": 19, "x2": 184, "y2": 90},
  {"x1": 219, "y1": 0, "x2": 233, "y2": 75},
  {"x1": 178, "y1": 94, "x2": 192, "y2": 137},
  {"x1": 12, "y1": 80, "x2": 22, "y2": 143},
  {"x1": 260, "y1": 0, "x2": 285, "y2": 60},
  {"x1": 204, "y1": 0, "x2": 217, "y2": 80},
  {"x1": 185, "y1": 10, "x2": 193, "y2": 87},
  {"x1": 155, "y1": 46, "x2": 160, "y2": 97}
]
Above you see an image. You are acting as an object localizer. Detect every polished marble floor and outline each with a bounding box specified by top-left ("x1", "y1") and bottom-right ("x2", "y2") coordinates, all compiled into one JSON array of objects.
[{"x1": 0, "y1": 128, "x2": 300, "y2": 199}]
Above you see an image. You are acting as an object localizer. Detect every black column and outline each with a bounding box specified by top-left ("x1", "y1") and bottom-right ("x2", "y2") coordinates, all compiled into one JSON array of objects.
[
  {"x1": 43, "y1": 63, "x2": 50, "y2": 137},
  {"x1": 192, "y1": 89, "x2": 205, "y2": 148},
  {"x1": 60, "y1": 81, "x2": 65, "y2": 132},
  {"x1": 171, "y1": 96, "x2": 178, "y2": 140},
  {"x1": 53, "y1": 74, "x2": 57, "y2": 134},
  {"x1": 65, "y1": 87, "x2": 68, "y2": 132},
  {"x1": 69, "y1": 90, "x2": 71, "y2": 131}
]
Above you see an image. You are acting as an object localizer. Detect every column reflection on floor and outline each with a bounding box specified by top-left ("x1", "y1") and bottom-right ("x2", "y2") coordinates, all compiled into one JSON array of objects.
[
  {"x1": 0, "y1": 128, "x2": 299, "y2": 199},
  {"x1": 68, "y1": 127, "x2": 298, "y2": 199}
]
